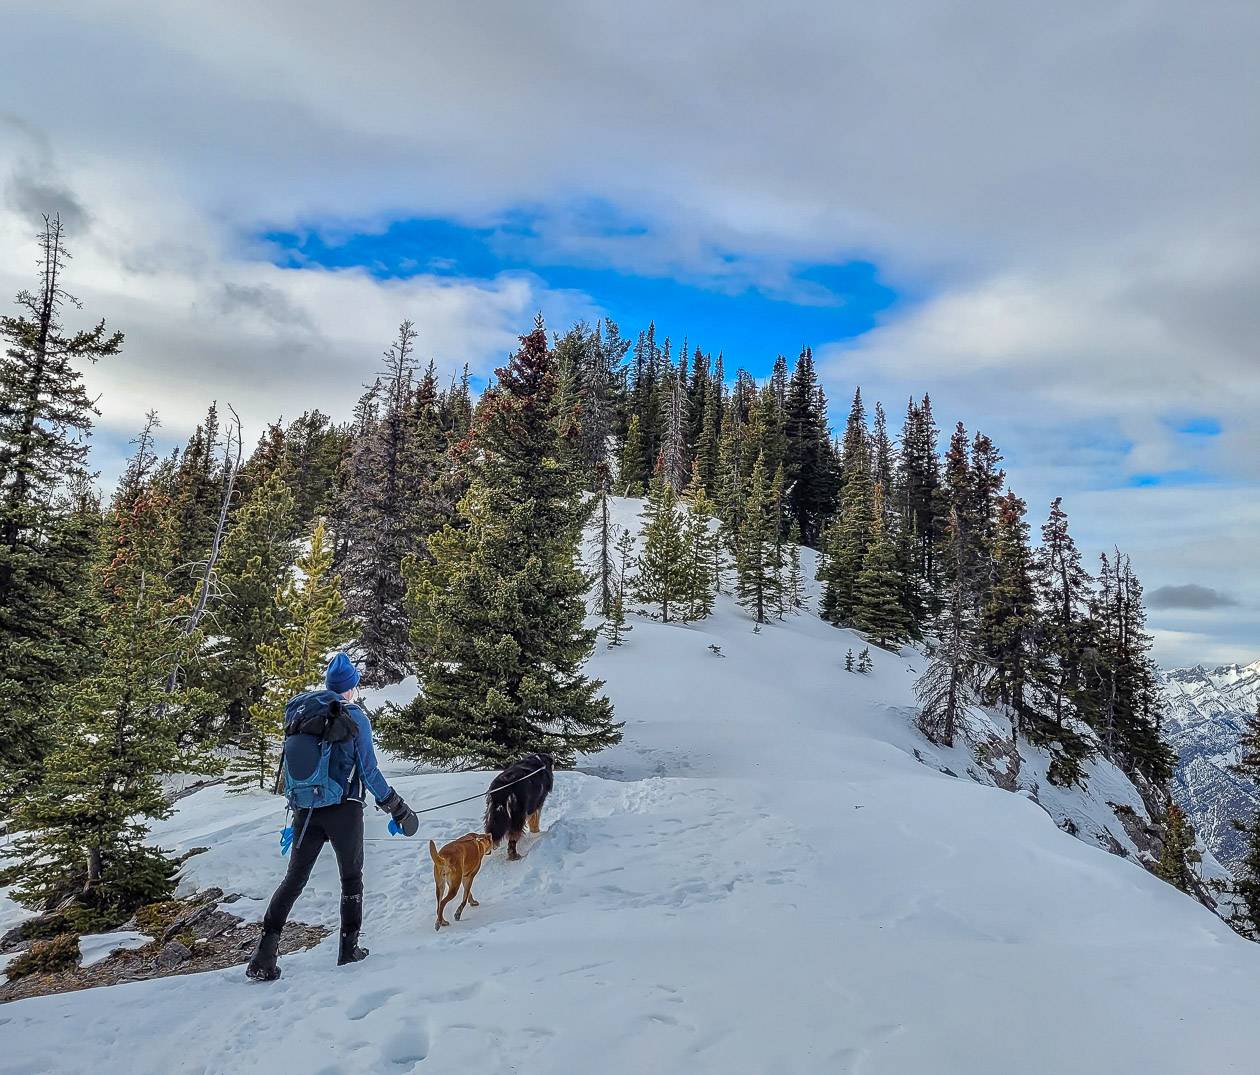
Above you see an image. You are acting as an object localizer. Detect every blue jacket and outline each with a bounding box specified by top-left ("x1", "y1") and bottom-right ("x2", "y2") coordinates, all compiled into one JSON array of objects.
[{"x1": 344, "y1": 702, "x2": 393, "y2": 805}]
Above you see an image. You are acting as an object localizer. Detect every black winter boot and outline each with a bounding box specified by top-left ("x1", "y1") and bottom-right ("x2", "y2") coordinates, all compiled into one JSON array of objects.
[
  {"x1": 246, "y1": 928, "x2": 282, "y2": 981},
  {"x1": 337, "y1": 930, "x2": 369, "y2": 966}
]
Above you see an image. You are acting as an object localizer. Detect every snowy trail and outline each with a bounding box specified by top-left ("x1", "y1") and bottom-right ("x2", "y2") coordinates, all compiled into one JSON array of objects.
[{"x1": 4, "y1": 504, "x2": 1260, "y2": 1072}]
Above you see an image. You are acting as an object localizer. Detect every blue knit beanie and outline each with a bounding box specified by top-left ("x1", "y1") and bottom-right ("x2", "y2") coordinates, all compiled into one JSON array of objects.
[{"x1": 325, "y1": 652, "x2": 361, "y2": 694}]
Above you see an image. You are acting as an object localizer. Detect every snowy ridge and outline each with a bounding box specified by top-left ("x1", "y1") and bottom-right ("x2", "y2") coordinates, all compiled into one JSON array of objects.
[
  {"x1": 1159, "y1": 660, "x2": 1260, "y2": 869},
  {"x1": 2, "y1": 497, "x2": 1258, "y2": 1073}
]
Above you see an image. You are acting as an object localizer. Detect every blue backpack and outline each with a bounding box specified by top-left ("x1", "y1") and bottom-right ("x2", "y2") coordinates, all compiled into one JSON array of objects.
[{"x1": 282, "y1": 691, "x2": 357, "y2": 814}]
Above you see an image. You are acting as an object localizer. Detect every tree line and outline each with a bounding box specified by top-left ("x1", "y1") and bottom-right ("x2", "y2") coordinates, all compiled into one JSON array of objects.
[{"x1": 0, "y1": 216, "x2": 1223, "y2": 937}]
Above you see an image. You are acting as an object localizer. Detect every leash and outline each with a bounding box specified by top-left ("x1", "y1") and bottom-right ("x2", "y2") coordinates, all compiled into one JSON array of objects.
[{"x1": 362, "y1": 765, "x2": 548, "y2": 842}]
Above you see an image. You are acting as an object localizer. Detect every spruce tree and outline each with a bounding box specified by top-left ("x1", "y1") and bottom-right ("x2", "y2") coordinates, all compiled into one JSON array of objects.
[
  {"x1": 394, "y1": 322, "x2": 621, "y2": 767},
  {"x1": 619, "y1": 414, "x2": 649, "y2": 496},
  {"x1": 1032, "y1": 498, "x2": 1093, "y2": 732},
  {"x1": 785, "y1": 522, "x2": 806, "y2": 612},
  {"x1": 980, "y1": 492, "x2": 1039, "y2": 726},
  {"x1": 915, "y1": 507, "x2": 980, "y2": 747},
  {"x1": 682, "y1": 462, "x2": 718, "y2": 620},
  {"x1": 205, "y1": 470, "x2": 298, "y2": 738},
  {"x1": 333, "y1": 322, "x2": 443, "y2": 686},
  {"x1": 0, "y1": 441, "x2": 212, "y2": 924},
  {"x1": 660, "y1": 367, "x2": 690, "y2": 493},
  {"x1": 853, "y1": 484, "x2": 912, "y2": 647},
  {"x1": 782, "y1": 348, "x2": 836, "y2": 547},
  {"x1": 735, "y1": 452, "x2": 781, "y2": 624},
  {"x1": 895, "y1": 395, "x2": 942, "y2": 596},
  {"x1": 845, "y1": 648, "x2": 855, "y2": 672},
  {"x1": 857, "y1": 648, "x2": 873, "y2": 674},
  {"x1": 1228, "y1": 703, "x2": 1260, "y2": 933},
  {"x1": 633, "y1": 478, "x2": 691, "y2": 622},
  {"x1": 233, "y1": 520, "x2": 353, "y2": 791},
  {"x1": 591, "y1": 468, "x2": 617, "y2": 617},
  {"x1": 1156, "y1": 803, "x2": 1194, "y2": 893},
  {"x1": 602, "y1": 528, "x2": 635, "y2": 649},
  {"x1": 818, "y1": 393, "x2": 873, "y2": 627},
  {"x1": 0, "y1": 216, "x2": 122, "y2": 795}
]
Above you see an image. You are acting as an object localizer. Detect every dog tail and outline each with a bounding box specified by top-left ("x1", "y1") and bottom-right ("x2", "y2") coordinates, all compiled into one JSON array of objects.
[{"x1": 428, "y1": 839, "x2": 440, "y2": 866}]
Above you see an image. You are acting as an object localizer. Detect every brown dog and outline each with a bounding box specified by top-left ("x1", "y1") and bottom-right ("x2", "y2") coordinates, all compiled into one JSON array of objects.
[{"x1": 429, "y1": 832, "x2": 493, "y2": 931}]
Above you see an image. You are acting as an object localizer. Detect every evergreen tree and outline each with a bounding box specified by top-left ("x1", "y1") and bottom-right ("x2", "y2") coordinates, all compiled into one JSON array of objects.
[
  {"x1": 333, "y1": 322, "x2": 442, "y2": 686},
  {"x1": 845, "y1": 648, "x2": 855, "y2": 672},
  {"x1": 980, "y1": 491, "x2": 1039, "y2": 727},
  {"x1": 590, "y1": 467, "x2": 617, "y2": 617},
  {"x1": 895, "y1": 395, "x2": 942, "y2": 595},
  {"x1": 782, "y1": 348, "x2": 835, "y2": 546},
  {"x1": 619, "y1": 414, "x2": 649, "y2": 496},
  {"x1": 735, "y1": 452, "x2": 781, "y2": 624},
  {"x1": 633, "y1": 478, "x2": 691, "y2": 622},
  {"x1": 394, "y1": 321, "x2": 621, "y2": 767},
  {"x1": 660, "y1": 367, "x2": 690, "y2": 493},
  {"x1": 818, "y1": 391, "x2": 873, "y2": 626},
  {"x1": 1088, "y1": 550, "x2": 1175, "y2": 784},
  {"x1": 0, "y1": 439, "x2": 212, "y2": 925},
  {"x1": 233, "y1": 520, "x2": 353, "y2": 791},
  {"x1": 915, "y1": 508, "x2": 980, "y2": 748},
  {"x1": 1228, "y1": 703, "x2": 1260, "y2": 934},
  {"x1": 785, "y1": 521, "x2": 806, "y2": 612},
  {"x1": 205, "y1": 471, "x2": 298, "y2": 738},
  {"x1": 853, "y1": 484, "x2": 912, "y2": 647},
  {"x1": 0, "y1": 216, "x2": 122, "y2": 795},
  {"x1": 694, "y1": 372, "x2": 723, "y2": 493},
  {"x1": 1156, "y1": 803, "x2": 1194, "y2": 893},
  {"x1": 857, "y1": 648, "x2": 873, "y2": 674},
  {"x1": 602, "y1": 530, "x2": 635, "y2": 649},
  {"x1": 682, "y1": 462, "x2": 718, "y2": 620},
  {"x1": 1032, "y1": 498, "x2": 1093, "y2": 732}
]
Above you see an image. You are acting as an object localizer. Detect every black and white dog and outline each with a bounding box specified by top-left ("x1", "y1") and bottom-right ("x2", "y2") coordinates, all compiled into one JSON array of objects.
[{"x1": 484, "y1": 753, "x2": 554, "y2": 860}]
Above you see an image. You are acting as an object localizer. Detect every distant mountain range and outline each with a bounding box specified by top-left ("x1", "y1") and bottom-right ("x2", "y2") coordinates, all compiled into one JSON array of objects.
[{"x1": 1159, "y1": 659, "x2": 1260, "y2": 870}]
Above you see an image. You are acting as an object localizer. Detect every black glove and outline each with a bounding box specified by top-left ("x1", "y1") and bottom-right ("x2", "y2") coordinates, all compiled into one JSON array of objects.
[{"x1": 378, "y1": 790, "x2": 419, "y2": 837}]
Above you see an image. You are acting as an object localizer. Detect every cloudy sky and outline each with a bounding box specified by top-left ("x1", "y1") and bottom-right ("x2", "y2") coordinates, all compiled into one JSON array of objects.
[{"x1": 2, "y1": 1, "x2": 1256, "y2": 666}]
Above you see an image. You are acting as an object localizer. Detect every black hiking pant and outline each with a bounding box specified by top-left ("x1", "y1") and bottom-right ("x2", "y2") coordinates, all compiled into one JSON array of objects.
[{"x1": 263, "y1": 800, "x2": 365, "y2": 936}]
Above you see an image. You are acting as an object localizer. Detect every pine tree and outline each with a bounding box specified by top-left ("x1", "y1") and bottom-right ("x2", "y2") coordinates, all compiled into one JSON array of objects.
[
  {"x1": 602, "y1": 528, "x2": 635, "y2": 649},
  {"x1": 785, "y1": 522, "x2": 806, "y2": 612},
  {"x1": 818, "y1": 392, "x2": 873, "y2": 626},
  {"x1": 1156, "y1": 803, "x2": 1194, "y2": 893},
  {"x1": 915, "y1": 508, "x2": 980, "y2": 748},
  {"x1": 0, "y1": 440, "x2": 213, "y2": 925},
  {"x1": 853, "y1": 484, "x2": 912, "y2": 648},
  {"x1": 204, "y1": 470, "x2": 298, "y2": 739},
  {"x1": 1032, "y1": 498, "x2": 1093, "y2": 732},
  {"x1": 845, "y1": 649, "x2": 855, "y2": 672},
  {"x1": 0, "y1": 216, "x2": 122, "y2": 796},
  {"x1": 980, "y1": 491, "x2": 1040, "y2": 729},
  {"x1": 394, "y1": 321, "x2": 621, "y2": 768},
  {"x1": 619, "y1": 414, "x2": 649, "y2": 496},
  {"x1": 633, "y1": 478, "x2": 691, "y2": 622},
  {"x1": 682, "y1": 462, "x2": 718, "y2": 620},
  {"x1": 895, "y1": 395, "x2": 942, "y2": 597},
  {"x1": 1088, "y1": 550, "x2": 1175, "y2": 784},
  {"x1": 660, "y1": 367, "x2": 690, "y2": 493},
  {"x1": 857, "y1": 648, "x2": 873, "y2": 674},
  {"x1": 735, "y1": 452, "x2": 781, "y2": 624},
  {"x1": 233, "y1": 520, "x2": 353, "y2": 791},
  {"x1": 591, "y1": 468, "x2": 617, "y2": 617},
  {"x1": 332, "y1": 322, "x2": 449, "y2": 686}
]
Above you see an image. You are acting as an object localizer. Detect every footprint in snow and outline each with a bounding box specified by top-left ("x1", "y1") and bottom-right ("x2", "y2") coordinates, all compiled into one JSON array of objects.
[
  {"x1": 346, "y1": 986, "x2": 402, "y2": 1021},
  {"x1": 383, "y1": 1026, "x2": 430, "y2": 1068}
]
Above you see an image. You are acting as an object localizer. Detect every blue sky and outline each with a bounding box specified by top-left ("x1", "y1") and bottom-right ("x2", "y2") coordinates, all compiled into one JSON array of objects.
[
  {"x1": 261, "y1": 212, "x2": 899, "y2": 380},
  {"x1": 1, "y1": 0, "x2": 1255, "y2": 665}
]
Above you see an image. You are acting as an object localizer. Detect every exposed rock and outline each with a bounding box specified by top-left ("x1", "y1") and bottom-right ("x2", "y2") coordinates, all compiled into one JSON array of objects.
[
  {"x1": 1, "y1": 889, "x2": 329, "y2": 1005},
  {"x1": 155, "y1": 940, "x2": 192, "y2": 971}
]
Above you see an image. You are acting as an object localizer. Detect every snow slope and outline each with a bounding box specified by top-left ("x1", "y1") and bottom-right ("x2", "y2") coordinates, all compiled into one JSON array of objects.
[
  {"x1": 3, "y1": 499, "x2": 1260, "y2": 1073},
  {"x1": 1159, "y1": 660, "x2": 1260, "y2": 869}
]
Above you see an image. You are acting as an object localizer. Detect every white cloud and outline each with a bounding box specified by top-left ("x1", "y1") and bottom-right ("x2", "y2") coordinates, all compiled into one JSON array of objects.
[{"x1": 0, "y1": 0, "x2": 1256, "y2": 663}]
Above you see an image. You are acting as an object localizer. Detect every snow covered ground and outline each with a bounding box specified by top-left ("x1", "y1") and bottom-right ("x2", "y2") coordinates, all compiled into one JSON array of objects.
[{"x1": 3, "y1": 498, "x2": 1260, "y2": 1073}]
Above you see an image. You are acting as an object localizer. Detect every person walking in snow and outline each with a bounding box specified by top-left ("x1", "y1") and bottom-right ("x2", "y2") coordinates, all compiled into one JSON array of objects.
[{"x1": 246, "y1": 653, "x2": 419, "y2": 981}]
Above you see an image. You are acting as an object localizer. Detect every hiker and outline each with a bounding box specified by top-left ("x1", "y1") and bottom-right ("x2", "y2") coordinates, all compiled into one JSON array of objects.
[{"x1": 246, "y1": 653, "x2": 419, "y2": 981}]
